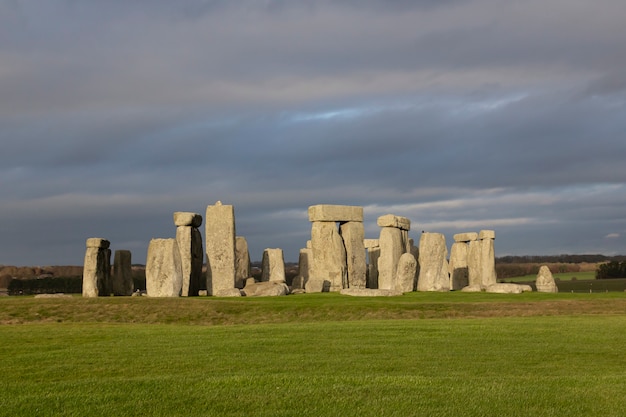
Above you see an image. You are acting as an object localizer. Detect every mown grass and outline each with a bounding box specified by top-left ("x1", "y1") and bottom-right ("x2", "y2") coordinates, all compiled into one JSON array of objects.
[{"x1": 2, "y1": 293, "x2": 626, "y2": 416}]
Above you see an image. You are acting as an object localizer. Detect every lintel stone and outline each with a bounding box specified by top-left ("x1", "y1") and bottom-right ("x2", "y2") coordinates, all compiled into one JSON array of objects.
[
  {"x1": 308, "y1": 205, "x2": 363, "y2": 222},
  {"x1": 376, "y1": 214, "x2": 411, "y2": 231},
  {"x1": 364, "y1": 239, "x2": 380, "y2": 249},
  {"x1": 479, "y1": 229, "x2": 496, "y2": 240},
  {"x1": 86, "y1": 238, "x2": 110, "y2": 249},
  {"x1": 453, "y1": 232, "x2": 478, "y2": 242},
  {"x1": 173, "y1": 212, "x2": 203, "y2": 227}
]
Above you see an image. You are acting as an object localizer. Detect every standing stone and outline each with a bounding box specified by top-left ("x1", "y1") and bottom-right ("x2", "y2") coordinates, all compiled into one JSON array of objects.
[
  {"x1": 261, "y1": 248, "x2": 286, "y2": 282},
  {"x1": 339, "y1": 221, "x2": 367, "y2": 289},
  {"x1": 112, "y1": 250, "x2": 134, "y2": 296},
  {"x1": 307, "y1": 221, "x2": 346, "y2": 292},
  {"x1": 449, "y1": 242, "x2": 469, "y2": 290},
  {"x1": 82, "y1": 238, "x2": 111, "y2": 298},
  {"x1": 367, "y1": 246, "x2": 380, "y2": 289},
  {"x1": 478, "y1": 230, "x2": 497, "y2": 287},
  {"x1": 467, "y1": 239, "x2": 482, "y2": 288},
  {"x1": 235, "y1": 237, "x2": 251, "y2": 289},
  {"x1": 146, "y1": 238, "x2": 183, "y2": 297},
  {"x1": 295, "y1": 247, "x2": 311, "y2": 289},
  {"x1": 205, "y1": 201, "x2": 236, "y2": 296},
  {"x1": 416, "y1": 233, "x2": 450, "y2": 291},
  {"x1": 174, "y1": 212, "x2": 203, "y2": 296},
  {"x1": 536, "y1": 265, "x2": 558, "y2": 293},
  {"x1": 377, "y1": 227, "x2": 404, "y2": 290},
  {"x1": 396, "y1": 252, "x2": 417, "y2": 292}
]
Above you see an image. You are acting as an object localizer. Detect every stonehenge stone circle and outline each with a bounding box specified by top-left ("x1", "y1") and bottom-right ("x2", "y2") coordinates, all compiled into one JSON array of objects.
[
  {"x1": 205, "y1": 201, "x2": 237, "y2": 296},
  {"x1": 82, "y1": 238, "x2": 111, "y2": 298},
  {"x1": 261, "y1": 248, "x2": 286, "y2": 282},
  {"x1": 417, "y1": 232, "x2": 450, "y2": 292},
  {"x1": 112, "y1": 250, "x2": 134, "y2": 296},
  {"x1": 535, "y1": 265, "x2": 558, "y2": 293},
  {"x1": 146, "y1": 238, "x2": 183, "y2": 297},
  {"x1": 174, "y1": 212, "x2": 203, "y2": 296}
]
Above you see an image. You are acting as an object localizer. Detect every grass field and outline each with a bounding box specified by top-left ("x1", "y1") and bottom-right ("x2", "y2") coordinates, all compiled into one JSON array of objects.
[{"x1": 1, "y1": 293, "x2": 626, "y2": 416}]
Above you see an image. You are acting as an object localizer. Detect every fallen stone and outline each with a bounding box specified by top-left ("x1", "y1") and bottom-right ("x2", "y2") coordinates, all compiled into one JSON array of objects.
[
  {"x1": 173, "y1": 212, "x2": 202, "y2": 228},
  {"x1": 308, "y1": 205, "x2": 363, "y2": 222},
  {"x1": 519, "y1": 284, "x2": 533, "y2": 292},
  {"x1": 213, "y1": 288, "x2": 243, "y2": 297},
  {"x1": 34, "y1": 293, "x2": 72, "y2": 298},
  {"x1": 485, "y1": 283, "x2": 524, "y2": 294},
  {"x1": 535, "y1": 265, "x2": 558, "y2": 293},
  {"x1": 461, "y1": 285, "x2": 484, "y2": 292},
  {"x1": 340, "y1": 288, "x2": 403, "y2": 297},
  {"x1": 376, "y1": 214, "x2": 411, "y2": 231},
  {"x1": 243, "y1": 280, "x2": 290, "y2": 297}
]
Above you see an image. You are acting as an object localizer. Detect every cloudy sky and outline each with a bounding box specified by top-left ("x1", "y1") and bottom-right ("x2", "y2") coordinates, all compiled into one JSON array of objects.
[{"x1": 2, "y1": 0, "x2": 626, "y2": 266}]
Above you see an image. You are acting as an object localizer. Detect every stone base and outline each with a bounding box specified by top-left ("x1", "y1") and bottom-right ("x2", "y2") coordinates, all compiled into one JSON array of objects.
[{"x1": 340, "y1": 288, "x2": 403, "y2": 297}]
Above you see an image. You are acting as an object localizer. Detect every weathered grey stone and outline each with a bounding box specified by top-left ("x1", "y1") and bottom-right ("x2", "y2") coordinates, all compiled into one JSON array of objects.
[
  {"x1": 295, "y1": 248, "x2": 311, "y2": 288},
  {"x1": 112, "y1": 250, "x2": 134, "y2": 296},
  {"x1": 308, "y1": 205, "x2": 363, "y2": 222},
  {"x1": 479, "y1": 236, "x2": 497, "y2": 287},
  {"x1": 416, "y1": 233, "x2": 450, "y2": 292},
  {"x1": 305, "y1": 279, "x2": 330, "y2": 293},
  {"x1": 485, "y1": 283, "x2": 524, "y2": 294},
  {"x1": 367, "y1": 247, "x2": 380, "y2": 289},
  {"x1": 146, "y1": 238, "x2": 183, "y2": 297},
  {"x1": 205, "y1": 201, "x2": 236, "y2": 296},
  {"x1": 173, "y1": 211, "x2": 202, "y2": 228},
  {"x1": 376, "y1": 214, "x2": 411, "y2": 231},
  {"x1": 535, "y1": 265, "x2": 558, "y2": 293},
  {"x1": 467, "y1": 240, "x2": 482, "y2": 287},
  {"x1": 461, "y1": 284, "x2": 484, "y2": 292},
  {"x1": 213, "y1": 288, "x2": 243, "y2": 297},
  {"x1": 291, "y1": 275, "x2": 305, "y2": 290},
  {"x1": 449, "y1": 242, "x2": 469, "y2": 290},
  {"x1": 453, "y1": 232, "x2": 478, "y2": 242},
  {"x1": 243, "y1": 280, "x2": 290, "y2": 297},
  {"x1": 363, "y1": 239, "x2": 379, "y2": 249},
  {"x1": 309, "y1": 221, "x2": 347, "y2": 292},
  {"x1": 479, "y1": 229, "x2": 496, "y2": 240},
  {"x1": 82, "y1": 238, "x2": 111, "y2": 298},
  {"x1": 261, "y1": 248, "x2": 286, "y2": 282},
  {"x1": 395, "y1": 252, "x2": 417, "y2": 292},
  {"x1": 34, "y1": 293, "x2": 73, "y2": 298},
  {"x1": 340, "y1": 221, "x2": 367, "y2": 289},
  {"x1": 377, "y1": 227, "x2": 405, "y2": 290},
  {"x1": 176, "y1": 226, "x2": 203, "y2": 296},
  {"x1": 340, "y1": 288, "x2": 403, "y2": 297},
  {"x1": 235, "y1": 237, "x2": 251, "y2": 289},
  {"x1": 519, "y1": 284, "x2": 533, "y2": 292}
]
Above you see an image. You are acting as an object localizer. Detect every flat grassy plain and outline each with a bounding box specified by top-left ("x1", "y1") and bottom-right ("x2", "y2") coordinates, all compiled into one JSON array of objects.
[{"x1": 2, "y1": 293, "x2": 626, "y2": 416}]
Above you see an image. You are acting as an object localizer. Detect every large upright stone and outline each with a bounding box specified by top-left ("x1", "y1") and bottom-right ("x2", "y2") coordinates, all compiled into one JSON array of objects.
[
  {"x1": 294, "y1": 247, "x2": 311, "y2": 289},
  {"x1": 535, "y1": 265, "x2": 558, "y2": 293},
  {"x1": 449, "y1": 242, "x2": 469, "y2": 290},
  {"x1": 339, "y1": 221, "x2": 366, "y2": 289},
  {"x1": 176, "y1": 225, "x2": 203, "y2": 297},
  {"x1": 205, "y1": 201, "x2": 236, "y2": 295},
  {"x1": 261, "y1": 248, "x2": 286, "y2": 282},
  {"x1": 235, "y1": 236, "x2": 251, "y2": 289},
  {"x1": 416, "y1": 233, "x2": 450, "y2": 291},
  {"x1": 467, "y1": 239, "x2": 482, "y2": 287},
  {"x1": 479, "y1": 230, "x2": 497, "y2": 287},
  {"x1": 377, "y1": 227, "x2": 404, "y2": 290},
  {"x1": 307, "y1": 221, "x2": 346, "y2": 292},
  {"x1": 82, "y1": 238, "x2": 110, "y2": 298},
  {"x1": 367, "y1": 246, "x2": 380, "y2": 289},
  {"x1": 146, "y1": 238, "x2": 183, "y2": 297},
  {"x1": 308, "y1": 205, "x2": 363, "y2": 222},
  {"x1": 396, "y1": 252, "x2": 417, "y2": 292},
  {"x1": 112, "y1": 250, "x2": 134, "y2": 296}
]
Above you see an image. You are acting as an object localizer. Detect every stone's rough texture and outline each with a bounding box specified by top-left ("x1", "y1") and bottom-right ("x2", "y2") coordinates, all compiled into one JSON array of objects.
[
  {"x1": 291, "y1": 275, "x2": 305, "y2": 290},
  {"x1": 485, "y1": 283, "x2": 524, "y2": 294},
  {"x1": 340, "y1": 288, "x2": 403, "y2": 297},
  {"x1": 235, "y1": 237, "x2": 251, "y2": 289},
  {"x1": 453, "y1": 232, "x2": 478, "y2": 242},
  {"x1": 35, "y1": 293, "x2": 73, "y2": 298},
  {"x1": 479, "y1": 229, "x2": 496, "y2": 240},
  {"x1": 213, "y1": 288, "x2": 243, "y2": 297},
  {"x1": 243, "y1": 280, "x2": 290, "y2": 297},
  {"x1": 536, "y1": 265, "x2": 558, "y2": 293},
  {"x1": 173, "y1": 212, "x2": 202, "y2": 228},
  {"x1": 340, "y1": 221, "x2": 367, "y2": 289},
  {"x1": 308, "y1": 205, "x2": 363, "y2": 222},
  {"x1": 467, "y1": 240, "x2": 482, "y2": 287},
  {"x1": 363, "y1": 239, "x2": 379, "y2": 249},
  {"x1": 519, "y1": 285, "x2": 533, "y2": 292},
  {"x1": 295, "y1": 248, "x2": 311, "y2": 288},
  {"x1": 176, "y1": 226, "x2": 203, "y2": 296},
  {"x1": 417, "y1": 233, "x2": 450, "y2": 292},
  {"x1": 461, "y1": 285, "x2": 483, "y2": 292},
  {"x1": 449, "y1": 242, "x2": 469, "y2": 290},
  {"x1": 205, "y1": 202, "x2": 236, "y2": 296},
  {"x1": 376, "y1": 214, "x2": 411, "y2": 231},
  {"x1": 82, "y1": 238, "x2": 111, "y2": 298},
  {"x1": 479, "y1": 236, "x2": 497, "y2": 287},
  {"x1": 367, "y1": 247, "x2": 380, "y2": 289},
  {"x1": 395, "y1": 252, "x2": 417, "y2": 292},
  {"x1": 145, "y1": 238, "x2": 183, "y2": 297},
  {"x1": 309, "y1": 222, "x2": 347, "y2": 292},
  {"x1": 112, "y1": 250, "x2": 134, "y2": 296},
  {"x1": 377, "y1": 227, "x2": 405, "y2": 290},
  {"x1": 261, "y1": 248, "x2": 286, "y2": 282},
  {"x1": 86, "y1": 238, "x2": 110, "y2": 249}
]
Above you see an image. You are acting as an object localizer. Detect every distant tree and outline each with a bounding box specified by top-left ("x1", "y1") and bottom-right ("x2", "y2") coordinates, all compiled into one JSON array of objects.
[{"x1": 596, "y1": 262, "x2": 626, "y2": 279}]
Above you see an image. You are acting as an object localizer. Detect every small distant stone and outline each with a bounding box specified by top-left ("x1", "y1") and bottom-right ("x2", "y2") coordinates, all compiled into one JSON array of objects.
[{"x1": 34, "y1": 293, "x2": 73, "y2": 299}]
